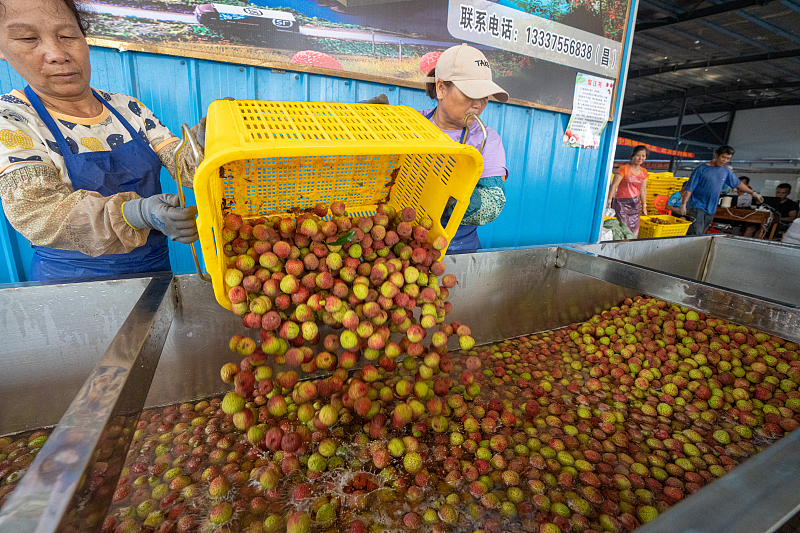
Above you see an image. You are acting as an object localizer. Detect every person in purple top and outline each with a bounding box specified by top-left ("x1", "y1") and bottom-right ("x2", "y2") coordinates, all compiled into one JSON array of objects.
[
  {"x1": 680, "y1": 145, "x2": 762, "y2": 235},
  {"x1": 421, "y1": 44, "x2": 509, "y2": 253}
]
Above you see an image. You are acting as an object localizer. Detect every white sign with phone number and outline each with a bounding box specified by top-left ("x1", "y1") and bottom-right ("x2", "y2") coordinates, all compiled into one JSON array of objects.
[{"x1": 447, "y1": 0, "x2": 622, "y2": 77}]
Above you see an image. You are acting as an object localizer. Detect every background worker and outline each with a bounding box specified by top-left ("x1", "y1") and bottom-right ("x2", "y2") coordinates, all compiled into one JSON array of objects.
[
  {"x1": 765, "y1": 183, "x2": 799, "y2": 228},
  {"x1": 679, "y1": 146, "x2": 763, "y2": 235},
  {"x1": 736, "y1": 176, "x2": 753, "y2": 207},
  {"x1": 607, "y1": 145, "x2": 648, "y2": 237},
  {"x1": 0, "y1": 0, "x2": 202, "y2": 281},
  {"x1": 664, "y1": 181, "x2": 688, "y2": 216},
  {"x1": 421, "y1": 44, "x2": 508, "y2": 254},
  {"x1": 744, "y1": 183, "x2": 799, "y2": 239}
]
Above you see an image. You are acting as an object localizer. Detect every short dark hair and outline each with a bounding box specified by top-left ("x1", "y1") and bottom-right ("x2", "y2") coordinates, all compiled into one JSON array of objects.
[
  {"x1": 777, "y1": 183, "x2": 792, "y2": 192},
  {"x1": 425, "y1": 69, "x2": 453, "y2": 100},
  {"x1": 0, "y1": 0, "x2": 88, "y2": 35},
  {"x1": 714, "y1": 145, "x2": 735, "y2": 157},
  {"x1": 739, "y1": 176, "x2": 750, "y2": 185},
  {"x1": 631, "y1": 145, "x2": 647, "y2": 158}
]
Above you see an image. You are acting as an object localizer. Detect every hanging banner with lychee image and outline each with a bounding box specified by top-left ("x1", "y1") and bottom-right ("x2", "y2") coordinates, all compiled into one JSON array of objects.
[
  {"x1": 80, "y1": 0, "x2": 632, "y2": 112},
  {"x1": 563, "y1": 72, "x2": 614, "y2": 149}
]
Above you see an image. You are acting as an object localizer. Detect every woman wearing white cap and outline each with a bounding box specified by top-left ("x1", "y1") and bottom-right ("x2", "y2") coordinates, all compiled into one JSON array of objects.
[{"x1": 422, "y1": 44, "x2": 509, "y2": 253}]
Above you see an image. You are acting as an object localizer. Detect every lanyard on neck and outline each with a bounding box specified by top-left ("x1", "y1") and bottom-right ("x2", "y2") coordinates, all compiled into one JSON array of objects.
[{"x1": 426, "y1": 107, "x2": 469, "y2": 146}]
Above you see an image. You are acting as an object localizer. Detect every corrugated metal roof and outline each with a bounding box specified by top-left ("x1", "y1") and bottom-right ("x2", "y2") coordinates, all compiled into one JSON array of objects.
[{"x1": 622, "y1": 0, "x2": 800, "y2": 124}]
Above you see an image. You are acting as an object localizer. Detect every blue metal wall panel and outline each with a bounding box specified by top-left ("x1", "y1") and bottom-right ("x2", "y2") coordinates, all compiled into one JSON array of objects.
[
  {"x1": 0, "y1": 47, "x2": 618, "y2": 282},
  {"x1": 0, "y1": 61, "x2": 32, "y2": 282}
]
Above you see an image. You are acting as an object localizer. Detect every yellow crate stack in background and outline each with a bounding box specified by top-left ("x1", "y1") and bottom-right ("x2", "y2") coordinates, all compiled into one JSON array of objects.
[
  {"x1": 644, "y1": 171, "x2": 688, "y2": 213},
  {"x1": 194, "y1": 100, "x2": 485, "y2": 309}
]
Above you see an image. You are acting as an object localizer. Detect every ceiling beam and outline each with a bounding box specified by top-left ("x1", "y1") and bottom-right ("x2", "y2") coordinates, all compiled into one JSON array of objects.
[
  {"x1": 629, "y1": 30, "x2": 791, "y2": 77},
  {"x1": 621, "y1": 97, "x2": 800, "y2": 124},
  {"x1": 666, "y1": 27, "x2": 743, "y2": 56},
  {"x1": 695, "y1": 20, "x2": 800, "y2": 76},
  {"x1": 702, "y1": 0, "x2": 800, "y2": 46},
  {"x1": 640, "y1": 0, "x2": 682, "y2": 15},
  {"x1": 733, "y1": 9, "x2": 800, "y2": 45},
  {"x1": 639, "y1": 0, "x2": 800, "y2": 76},
  {"x1": 624, "y1": 80, "x2": 800, "y2": 106},
  {"x1": 733, "y1": 96, "x2": 800, "y2": 110},
  {"x1": 783, "y1": 0, "x2": 800, "y2": 14},
  {"x1": 636, "y1": 0, "x2": 779, "y2": 31},
  {"x1": 627, "y1": 48, "x2": 800, "y2": 78}
]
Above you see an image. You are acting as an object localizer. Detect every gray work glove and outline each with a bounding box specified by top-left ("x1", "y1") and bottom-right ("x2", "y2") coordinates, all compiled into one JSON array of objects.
[
  {"x1": 195, "y1": 122, "x2": 206, "y2": 151},
  {"x1": 123, "y1": 193, "x2": 199, "y2": 243},
  {"x1": 359, "y1": 94, "x2": 389, "y2": 104}
]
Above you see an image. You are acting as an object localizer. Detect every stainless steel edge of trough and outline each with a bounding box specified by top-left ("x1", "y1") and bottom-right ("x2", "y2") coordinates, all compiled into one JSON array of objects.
[
  {"x1": 575, "y1": 235, "x2": 800, "y2": 309},
  {"x1": 556, "y1": 246, "x2": 800, "y2": 344},
  {"x1": 701, "y1": 237, "x2": 800, "y2": 307},
  {"x1": 0, "y1": 273, "x2": 175, "y2": 533}
]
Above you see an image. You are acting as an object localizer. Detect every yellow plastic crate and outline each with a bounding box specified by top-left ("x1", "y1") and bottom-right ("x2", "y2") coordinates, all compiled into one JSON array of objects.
[
  {"x1": 645, "y1": 176, "x2": 687, "y2": 212},
  {"x1": 194, "y1": 100, "x2": 484, "y2": 309},
  {"x1": 647, "y1": 182, "x2": 681, "y2": 189},
  {"x1": 647, "y1": 172, "x2": 674, "y2": 180},
  {"x1": 638, "y1": 215, "x2": 692, "y2": 239}
]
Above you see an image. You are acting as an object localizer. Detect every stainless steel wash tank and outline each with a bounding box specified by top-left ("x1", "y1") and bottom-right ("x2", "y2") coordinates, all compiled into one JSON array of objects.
[
  {"x1": 573, "y1": 235, "x2": 800, "y2": 308},
  {"x1": 2, "y1": 238, "x2": 800, "y2": 533}
]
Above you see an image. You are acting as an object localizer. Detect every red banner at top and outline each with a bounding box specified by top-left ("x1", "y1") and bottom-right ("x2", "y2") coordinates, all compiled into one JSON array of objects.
[{"x1": 617, "y1": 137, "x2": 694, "y2": 158}]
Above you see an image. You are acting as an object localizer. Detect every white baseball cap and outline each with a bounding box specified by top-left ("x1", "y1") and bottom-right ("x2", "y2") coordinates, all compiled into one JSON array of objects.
[{"x1": 422, "y1": 44, "x2": 508, "y2": 103}]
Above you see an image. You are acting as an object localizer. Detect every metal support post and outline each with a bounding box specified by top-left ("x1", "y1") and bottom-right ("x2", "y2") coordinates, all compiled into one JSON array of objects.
[
  {"x1": 724, "y1": 107, "x2": 737, "y2": 144},
  {"x1": 670, "y1": 93, "x2": 688, "y2": 172}
]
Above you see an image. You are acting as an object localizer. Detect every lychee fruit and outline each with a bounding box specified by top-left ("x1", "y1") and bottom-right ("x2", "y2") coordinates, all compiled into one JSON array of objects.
[
  {"x1": 221, "y1": 392, "x2": 245, "y2": 415},
  {"x1": 208, "y1": 476, "x2": 231, "y2": 499},
  {"x1": 403, "y1": 452, "x2": 423, "y2": 474},
  {"x1": 419, "y1": 51, "x2": 442, "y2": 75},
  {"x1": 290, "y1": 51, "x2": 342, "y2": 71},
  {"x1": 286, "y1": 511, "x2": 311, "y2": 533}
]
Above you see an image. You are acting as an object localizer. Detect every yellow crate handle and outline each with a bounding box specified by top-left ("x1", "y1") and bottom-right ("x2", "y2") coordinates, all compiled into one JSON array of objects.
[{"x1": 174, "y1": 123, "x2": 212, "y2": 283}]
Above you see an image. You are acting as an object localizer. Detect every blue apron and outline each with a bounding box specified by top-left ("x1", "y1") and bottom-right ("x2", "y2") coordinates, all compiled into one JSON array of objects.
[
  {"x1": 424, "y1": 108, "x2": 481, "y2": 254},
  {"x1": 24, "y1": 86, "x2": 170, "y2": 281}
]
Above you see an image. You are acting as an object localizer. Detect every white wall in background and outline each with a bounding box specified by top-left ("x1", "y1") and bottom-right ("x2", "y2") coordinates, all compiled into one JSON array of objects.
[{"x1": 728, "y1": 105, "x2": 800, "y2": 160}]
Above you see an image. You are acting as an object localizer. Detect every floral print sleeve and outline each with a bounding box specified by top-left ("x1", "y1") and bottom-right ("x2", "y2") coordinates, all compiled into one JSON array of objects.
[
  {"x1": 443, "y1": 176, "x2": 506, "y2": 227},
  {"x1": 0, "y1": 164, "x2": 149, "y2": 256},
  {"x1": 461, "y1": 176, "x2": 506, "y2": 226}
]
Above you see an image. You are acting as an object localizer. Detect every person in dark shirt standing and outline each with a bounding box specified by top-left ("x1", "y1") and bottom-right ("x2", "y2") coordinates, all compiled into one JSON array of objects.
[
  {"x1": 760, "y1": 183, "x2": 799, "y2": 239},
  {"x1": 679, "y1": 146, "x2": 763, "y2": 235}
]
